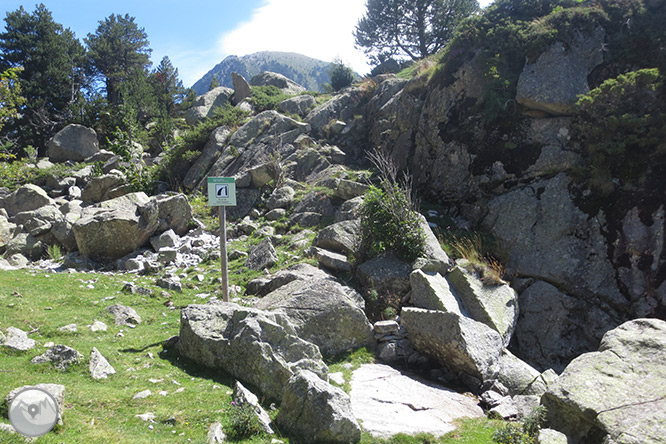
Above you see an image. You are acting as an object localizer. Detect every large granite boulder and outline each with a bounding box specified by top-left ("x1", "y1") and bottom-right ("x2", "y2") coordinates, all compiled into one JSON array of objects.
[
  {"x1": 356, "y1": 253, "x2": 412, "y2": 297},
  {"x1": 541, "y1": 318, "x2": 666, "y2": 444},
  {"x1": 446, "y1": 262, "x2": 518, "y2": 346},
  {"x1": 80, "y1": 173, "x2": 126, "y2": 204},
  {"x1": 312, "y1": 219, "x2": 360, "y2": 256},
  {"x1": 246, "y1": 263, "x2": 334, "y2": 297},
  {"x1": 276, "y1": 370, "x2": 361, "y2": 444},
  {"x1": 231, "y1": 72, "x2": 252, "y2": 105},
  {"x1": 185, "y1": 87, "x2": 234, "y2": 125},
  {"x1": 516, "y1": 26, "x2": 605, "y2": 115},
  {"x1": 409, "y1": 269, "x2": 463, "y2": 314},
  {"x1": 72, "y1": 192, "x2": 159, "y2": 262},
  {"x1": 401, "y1": 308, "x2": 503, "y2": 388},
  {"x1": 0, "y1": 215, "x2": 16, "y2": 252},
  {"x1": 46, "y1": 124, "x2": 99, "y2": 162},
  {"x1": 277, "y1": 95, "x2": 316, "y2": 117},
  {"x1": 0, "y1": 184, "x2": 55, "y2": 217},
  {"x1": 245, "y1": 238, "x2": 278, "y2": 271},
  {"x1": 153, "y1": 193, "x2": 193, "y2": 235},
  {"x1": 10, "y1": 205, "x2": 62, "y2": 238},
  {"x1": 350, "y1": 364, "x2": 484, "y2": 438},
  {"x1": 250, "y1": 72, "x2": 306, "y2": 95},
  {"x1": 177, "y1": 302, "x2": 328, "y2": 401},
  {"x1": 255, "y1": 278, "x2": 374, "y2": 357}
]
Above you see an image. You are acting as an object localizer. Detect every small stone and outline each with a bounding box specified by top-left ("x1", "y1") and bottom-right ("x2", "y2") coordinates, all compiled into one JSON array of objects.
[
  {"x1": 58, "y1": 323, "x2": 78, "y2": 333},
  {"x1": 207, "y1": 421, "x2": 226, "y2": 443},
  {"x1": 31, "y1": 344, "x2": 82, "y2": 371},
  {"x1": 90, "y1": 347, "x2": 116, "y2": 380},
  {"x1": 2, "y1": 327, "x2": 36, "y2": 351},
  {"x1": 329, "y1": 372, "x2": 346, "y2": 385},
  {"x1": 133, "y1": 390, "x2": 152, "y2": 400},
  {"x1": 136, "y1": 412, "x2": 156, "y2": 422},
  {"x1": 90, "y1": 321, "x2": 108, "y2": 332}
]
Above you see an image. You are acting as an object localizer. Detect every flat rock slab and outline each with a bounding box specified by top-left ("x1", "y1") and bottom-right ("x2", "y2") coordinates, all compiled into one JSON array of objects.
[{"x1": 350, "y1": 364, "x2": 483, "y2": 438}]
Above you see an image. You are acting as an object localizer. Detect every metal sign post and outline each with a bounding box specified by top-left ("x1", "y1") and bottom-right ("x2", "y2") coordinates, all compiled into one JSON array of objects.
[{"x1": 207, "y1": 177, "x2": 237, "y2": 302}]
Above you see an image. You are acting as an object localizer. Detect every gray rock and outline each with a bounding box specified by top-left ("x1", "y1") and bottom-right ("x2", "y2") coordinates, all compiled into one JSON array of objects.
[
  {"x1": 313, "y1": 220, "x2": 360, "y2": 256},
  {"x1": 89, "y1": 321, "x2": 108, "y2": 332},
  {"x1": 265, "y1": 208, "x2": 287, "y2": 221},
  {"x1": 401, "y1": 308, "x2": 503, "y2": 386},
  {"x1": 255, "y1": 278, "x2": 373, "y2": 357},
  {"x1": 58, "y1": 324, "x2": 77, "y2": 333},
  {"x1": 350, "y1": 364, "x2": 483, "y2": 438},
  {"x1": 250, "y1": 72, "x2": 306, "y2": 95},
  {"x1": 409, "y1": 269, "x2": 463, "y2": 314},
  {"x1": 277, "y1": 95, "x2": 316, "y2": 117},
  {"x1": 246, "y1": 263, "x2": 333, "y2": 297},
  {"x1": 47, "y1": 124, "x2": 99, "y2": 162},
  {"x1": 289, "y1": 211, "x2": 321, "y2": 227},
  {"x1": 313, "y1": 247, "x2": 353, "y2": 272},
  {"x1": 292, "y1": 191, "x2": 335, "y2": 219},
  {"x1": 489, "y1": 396, "x2": 519, "y2": 420},
  {"x1": 538, "y1": 429, "x2": 571, "y2": 444},
  {"x1": 0, "y1": 184, "x2": 56, "y2": 217},
  {"x1": 417, "y1": 213, "x2": 451, "y2": 270},
  {"x1": 185, "y1": 87, "x2": 234, "y2": 125},
  {"x1": 154, "y1": 193, "x2": 193, "y2": 236},
  {"x1": 496, "y1": 350, "x2": 547, "y2": 396},
  {"x1": 178, "y1": 302, "x2": 328, "y2": 401},
  {"x1": 207, "y1": 422, "x2": 226, "y2": 443},
  {"x1": 335, "y1": 196, "x2": 364, "y2": 222},
  {"x1": 5, "y1": 232, "x2": 45, "y2": 261},
  {"x1": 11, "y1": 205, "x2": 62, "y2": 237},
  {"x1": 107, "y1": 304, "x2": 142, "y2": 326},
  {"x1": 306, "y1": 87, "x2": 366, "y2": 138},
  {"x1": 356, "y1": 253, "x2": 412, "y2": 297},
  {"x1": 81, "y1": 173, "x2": 126, "y2": 204},
  {"x1": 514, "y1": 280, "x2": 619, "y2": 373},
  {"x1": 246, "y1": 238, "x2": 279, "y2": 271},
  {"x1": 446, "y1": 262, "x2": 518, "y2": 345},
  {"x1": 31, "y1": 345, "x2": 82, "y2": 371},
  {"x1": 266, "y1": 186, "x2": 295, "y2": 210},
  {"x1": 183, "y1": 126, "x2": 232, "y2": 191},
  {"x1": 0, "y1": 215, "x2": 16, "y2": 251},
  {"x1": 373, "y1": 320, "x2": 400, "y2": 336},
  {"x1": 231, "y1": 72, "x2": 252, "y2": 105},
  {"x1": 6, "y1": 383, "x2": 65, "y2": 425},
  {"x1": 73, "y1": 192, "x2": 159, "y2": 262},
  {"x1": 516, "y1": 27, "x2": 605, "y2": 115},
  {"x1": 276, "y1": 370, "x2": 361, "y2": 444},
  {"x1": 151, "y1": 229, "x2": 179, "y2": 251},
  {"x1": 482, "y1": 175, "x2": 624, "y2": 332},
  {"x1": 233, "y1": 381, "x2": 273, "y2": 434},
  {"x1": 2, "y1": 327, "x2": 36, "y2": 351},
  {"x1": 542, "y1": 318, "x2": 666, "y2": 444}
]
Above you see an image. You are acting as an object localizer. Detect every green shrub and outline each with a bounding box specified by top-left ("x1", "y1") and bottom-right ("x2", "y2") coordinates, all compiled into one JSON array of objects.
[
  {"x1": 224, "y1": 401, "x2": 264, "y2": 441},
  {"x1": 359, "y1": 150, "x2": 425, "y2": 263},
  {"x1": 329, "y1": 58, "x2": 356, "y2": 91},
  {"x1": 575, "y1": 68, "x2": 666, "y2": 192},
  {"x1": 249, "y1": 85, "x2": 292, "y2": 112},
  {"x1": 492, "y1": 406, "x2": 546, "y2": 444}
]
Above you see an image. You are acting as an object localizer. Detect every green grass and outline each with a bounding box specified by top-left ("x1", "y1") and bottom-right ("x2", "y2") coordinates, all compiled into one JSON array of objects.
[{"x1": 359, "y1": 417, "x2": 504, "y2": 444}]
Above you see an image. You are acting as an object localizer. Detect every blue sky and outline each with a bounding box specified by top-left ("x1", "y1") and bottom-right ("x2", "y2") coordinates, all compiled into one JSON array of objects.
[{"x1": 0, "y1": 0, "x2": 493, "y2": 88}]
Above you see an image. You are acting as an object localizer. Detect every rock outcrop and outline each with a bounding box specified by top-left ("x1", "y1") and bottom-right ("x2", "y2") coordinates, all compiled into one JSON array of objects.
[
  {"x1": 46, "y1": 124, "x2": 99, "y2": 162},
  {"x1": 276, "y1": 370, "x2": 361, "y2": 444},
  {"x1": 177, "y1": 302, "x2": 328, "y2": 401},
  {"x1": 542, "y1": 318, "x2": 666, "y2": 444}
]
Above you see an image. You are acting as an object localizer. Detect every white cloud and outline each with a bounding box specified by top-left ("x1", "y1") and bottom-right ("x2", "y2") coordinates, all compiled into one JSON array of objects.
[{"x1": 220, "y1": 0, "x2": 371, "y2": 75}]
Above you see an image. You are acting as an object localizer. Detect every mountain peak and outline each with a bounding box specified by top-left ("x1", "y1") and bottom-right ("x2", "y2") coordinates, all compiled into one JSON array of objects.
[{"x1": 191, "y1": 51, "x2": 333, "y2": 94}]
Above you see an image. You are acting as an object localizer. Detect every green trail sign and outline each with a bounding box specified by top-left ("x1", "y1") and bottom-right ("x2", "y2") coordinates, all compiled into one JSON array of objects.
[{"x1": 207, "y1": 177, "x2": 236, "y2": 206}]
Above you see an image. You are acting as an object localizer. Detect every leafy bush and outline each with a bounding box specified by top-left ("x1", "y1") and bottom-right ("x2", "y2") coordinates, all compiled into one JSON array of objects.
[
  {"x1": 492, "y1": 406, "x2": 546, "y2": 444},
  {"x1": 575, "y1": 68, "x2": 666, "y2": 192},
  {"x1": 249, "y1": 85, "x2": 292, "y2": 112},
  {"x1": 359, "y1": 150, "x2": 425, "y2": 263},
  {"x1": 224, "y1": 401, "x2": 264, "y2": 441}
]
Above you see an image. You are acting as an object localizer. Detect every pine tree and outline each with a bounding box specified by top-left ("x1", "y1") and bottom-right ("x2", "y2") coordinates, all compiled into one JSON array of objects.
[
  {"x1": 354, "y1": 0, "x2": 479, "y2": 66},
  {"x1": 0, "y1": 4, "x2": 86, "y2": 152},
  {"x1": 86, "y1": 13, "x2": 152, "y2": 107}
]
